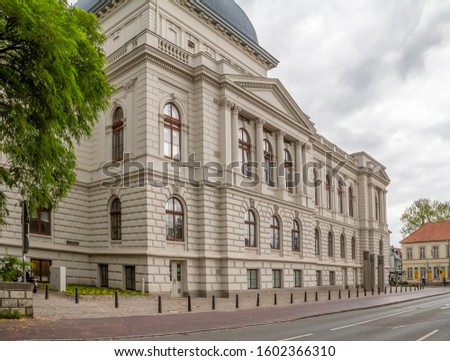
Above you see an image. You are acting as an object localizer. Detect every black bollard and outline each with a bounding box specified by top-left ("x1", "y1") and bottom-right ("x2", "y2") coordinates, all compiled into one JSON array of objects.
[
  {"x1": 348, "y1": 289, "x2": 351, "y2": 298},
  {"x1": 357, "y1": 288, "x2": 359, "y2": 298},
  {"x1": 315, "y1": 291, "x2": 318, "y2": 302},
  {"x1": 372, "y1": 288, "x2": 374, "y2": 296},
  {"x1": 290, "y1": 293, "x2": 293, "y2": 304},
  {"x1": 396, "y1": 286, "x2": 398, "y2": 293},
  {"x1": 114, "y1": 290, "x2": 119, "y2": 308},
  {"x1": 378, "y1": 288, "x2": 380, "y2": 295},
  {"x1": 188, "y1": 295, "x2": 192, "y2": 312},
  {"x1": 364, "y1": 289, "x2": 367, "y2": 297},
  {"x1": 236, "y1": 294, "x2": 239, "y2": 309},
  {"x1": 75, "y1": 287, "x2": 79, "y2": 304},
  {"x1": 339, "y1": 290, "x2": 341, "y2": 299},
  {"x1": 274, "y1": 293, "x2": 277, "y2": 306},
  {"x1": 328, "y1": 290, "x2": 331, "y2": 300},
  {"x1": 384, "y1": 287, "x2": 387, "y2": 294},
  {"x1": 304, "y1": 292, "x2": 307, "y2": 303},
  {"x1": 158, "y1": 295, "x2": 162, "y2": 314},
  {"x1": 256, "y1": 293, "x2": 260, "y2": 307},
  {"x1": 212, "y1": 295, "x2": 215, "y2": 310},
  {"x1": 45, "y1": 284, "x2": 49, "y2": 300}
]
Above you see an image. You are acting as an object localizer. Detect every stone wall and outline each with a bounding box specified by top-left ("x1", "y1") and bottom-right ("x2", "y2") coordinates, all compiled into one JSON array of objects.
[{"x1": 0, "y1": 282, "x2": 33, "y2": 317}]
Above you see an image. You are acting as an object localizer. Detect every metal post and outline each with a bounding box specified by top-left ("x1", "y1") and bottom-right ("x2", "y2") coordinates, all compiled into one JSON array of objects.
[
  {"x1": 315, "y1": 291, "x2": 318, "y2": 302},
  {"x1": 328, "y1": 290, "x2": 331, "y2": 300},
  {"x1": 212, "y1": 295, "x2": 215, "y2": 310},
  {"x1": 348, "y1": 289, "x2": 351, "y2": 298},
  {"x1": 158, "y1": 295, "x2": 162, "y2": 314},
  {"x1": 339, "y1": 290, "x2": 341, "y2": 299},
  {"x1": 75, "y1": 287, "x2": 79, "y2": 304},
  {"x1": 364, "y1": 289, "x2": 367, "y2": 297},
  {"x1": 256, "y1": 293, "x2": 260, "y2": 307},
  {"x1": 188, "y1": 295, "x2": 191, "y2": 312},
  {"x1": 45, "y1": 284, "x2": 49, "y2": 300},
  {"x1": 114, "y1": 290, "x2": 119, "y2": 308},
  {"x1": 304, "y1": 292, "x2": 307, "y2": 303},
  {"x1": 274, "y1": 293, "x2": 277, "y2": 306},
  {"x1": 290, "y1": 293, "x2": 293, "y2": 304},
  {"x1": 357, "y1": 288, "x2": 359, "y2": 297},
  {"x1": 235, "y1": 294, "x2": 239, "y2": 309}
]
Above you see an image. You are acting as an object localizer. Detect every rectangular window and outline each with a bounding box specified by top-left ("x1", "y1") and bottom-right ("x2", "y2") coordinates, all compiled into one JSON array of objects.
[
  {"x1": 419, "y1": 247, "x2": 425, "y2": 259},
  {"x1": 433, "y1": 266, "x2": 440, "y2": 280},
  {"x1": 406, "y1": 248, "x2": 412, "y2": 259},
  {"x1": 420, "y1": 267, "x2": 426, "y2": 279},
  {"x1": 31, "y1": 259, "x2": 51, "y2": 283},
  {"x1": 247, "y1": 269, "x2": 258, "y2": 289},
  {"x1": 407, "y1": 268, "x2": 413, "y2": 280},
  {"x1": 294, "y1": 270, "x2": 302, "y2": 288},
  {"x1": 432, "y1": 246, "x2": 439, "y2": 258},
  {"x1": 30, "y1": 208, "x2": 51, "y2": 235},
  {"x1": 125, "y1": 266, "x2": 135, "y2": 290},
  {"x1": 99, "y1": 264, "x2": 108, "y2": 288},
  {"x1": 272, "y1": 270, "x2": 282, "y2": 288},
  {"x1": 316, "y1": 270, "x2": 322, "y2": 286},
  {"x1": 329, "y1": 271, "x2": 335, "y2": 286}
]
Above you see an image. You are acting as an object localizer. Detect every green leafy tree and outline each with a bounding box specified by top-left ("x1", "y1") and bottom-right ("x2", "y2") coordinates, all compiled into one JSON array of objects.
[
  {"x1": 0, "y1": 255, "x2": 32, "y2": 282},
  {"x1": 0, "y1": 0, "x2": 112, "y2": 223},
  {"x1": 400, "y1": 198, "x2": 450, "y2": 237}
]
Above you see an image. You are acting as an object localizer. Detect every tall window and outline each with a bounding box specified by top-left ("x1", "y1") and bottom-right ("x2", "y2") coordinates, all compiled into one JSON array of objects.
[
  {"x1": 238, "y1": 128, "x2": 251, "y2": 177},
  {"x1": 351, "y1": 236, "x2": 356, "y2": 260},
  {"x1": 315, "y1": 228, "x2": 320, "y2": 256},
  {"x1": 284, "y1": 149, "x2": 294, "y2": 192},
  {"x1": 348, "y1": 186, "x2": 354, "y2": 217},
  {"x1": 294, "y1": 270, "x2": 302, "y2": 287},
  {"x1": 419, "y1": 247, "x2": 425, "y2": 259},
  {"x1": 245, "y1": 210, "x2": 257, "y2": 247},
  {"x1": 340, "y1": 234, "x2": 346, "y2": 259},
  {"x1": 30, "y1": 208, "x2": 51, "y2": 235},
  {"x1": 263, "y1": 140, "x2": 275, "y2": 186},
  {"x1": 166, "y1": 198, "x2": 184, "y2": 242},
  {"x1": 337, "y1": 180, "x2": 344, "y2": 214},
  {"x1": 292, "y1": 220, "x2": 301, "y2": 252},
  {"x1": 110, "y1": 198, "x2": 121, "y2": 240},
  {"x1": 272, "y1": 270, "x2": 282, "y2": 288},
  {"x1": 406, "y1": 248, "x2": 412, "y2": 259},
  {"x1": 313, "y1": 169, "x2": 320, "y2": 206},
  {"x1": 270, "y1": 216, "x2": 281, "y2": 250},
  {"x1": 325, "y1": 174, "x2": 332, "y2": 209},
  {"x1": 112, "y1": 107, "x2": 124, "y2": 161},
  {"x1": 247, "y1": 269, "x2": 258, "y2": 289},
  {"x1": 329, "y1": 271, "x2": 336, "y2": 286},
  {"x1": 328, "y1": 231, "x2": 334, "y2": 257},
  {"x1": 432, "y1": 246, "x2": 439, "y2": 258},
  {"x1": 316, "y1": 270, "x2": 322, "y2": 286},
  {"x1": 125, "y1": 266, "x2": 135, "y2": 290},
  {"x1": 164, "y1": 103, "x2": 181, "y2": 161}
]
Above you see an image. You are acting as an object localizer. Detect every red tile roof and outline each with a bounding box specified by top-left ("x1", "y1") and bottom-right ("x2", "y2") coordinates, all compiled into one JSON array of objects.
[{"x1": 400, "y1": 221, "x2": 450, "y2": 244}]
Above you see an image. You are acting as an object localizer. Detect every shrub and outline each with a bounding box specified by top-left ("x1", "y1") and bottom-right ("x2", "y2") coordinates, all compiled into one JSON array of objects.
[
  {"x1": 0, "y1": 255, "x2": 33, "y2": 282},
  {"x1": 0, "y1": 310, "x2": 21, "y2": 319}
]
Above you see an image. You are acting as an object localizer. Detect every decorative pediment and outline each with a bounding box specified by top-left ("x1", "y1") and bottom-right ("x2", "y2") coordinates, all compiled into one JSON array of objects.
[{"x1": 228, "y1": 76, "x2": 316, "y2": 133}]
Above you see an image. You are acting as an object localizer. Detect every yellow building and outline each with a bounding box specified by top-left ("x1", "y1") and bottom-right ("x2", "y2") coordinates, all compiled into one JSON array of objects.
[{"x1": 400, "y1": 221, "x2": 450, "y2": 284}]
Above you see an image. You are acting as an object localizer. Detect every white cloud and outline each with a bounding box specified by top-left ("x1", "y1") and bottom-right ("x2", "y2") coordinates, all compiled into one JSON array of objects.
[{"x1": 238, "y1": 0, "x2": 450, "y2": 245}]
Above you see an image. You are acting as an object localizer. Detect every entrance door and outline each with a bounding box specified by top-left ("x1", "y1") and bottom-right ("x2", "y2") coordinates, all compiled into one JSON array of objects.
[{"x1": 170, "y1": 261, "x2": 183, "y2": 297}]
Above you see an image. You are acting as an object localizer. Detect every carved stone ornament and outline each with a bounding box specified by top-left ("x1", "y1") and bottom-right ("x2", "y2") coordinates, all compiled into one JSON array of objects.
[{"x1": 249, "y1": 198, "x2": 255, "y2": 208}]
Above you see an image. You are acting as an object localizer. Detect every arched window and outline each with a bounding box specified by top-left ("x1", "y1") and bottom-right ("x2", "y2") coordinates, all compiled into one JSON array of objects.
[
  {"x1": 328, "y1": 231, "x2": 334, "y2": 257},
  {"x1": 163, "y1": 103, "x2": 181, "y2": 161},
  {"x1": 239, "y1": 129, "x2": 251, "y2": 177},
  {"x1": 165, "y1": 198, "x2": 184, "y2": 242},
  {"x1": 244, "y1": 210, "x2": 257, "y2": 247},
  {"x1": 270, "y1": 216, "x2": 280, "y2": 250},
  {"x1": 351, "y1": 236, "x2": 356, "y2": 260},
  {"x1": 292, "y1": 220, "x2": 300, "y2": 252},
  {"x1": 110, "y1": 198, "x2": 122, "y2": 240},
  {"x1": 284, "y1": 149, "x2": 293, "y2": 193},
  {"x1": 340, "y1": 234, "x2": 346, "y2": 259},
  {"x1": 314, "y1": 228, "x2": 320, "y2": 256},
  {"x1": 112, "y1": 107, "x2": 124, "y2": 161},
  {"x1": 325, "y1": 174, "x2": 332, "y2": 209},
  {"x1": 337, "y1": 180, "x2": 344, "y2": 214},
  {"x1": 263, "y1": 140, "x2": 275, "y2": 186},
  {"x1": 348, "y1": 186, "x2": 355, "y2": 217},
  {"x1": 313, "y1": 169, "x2": 320, "y2": 206}
]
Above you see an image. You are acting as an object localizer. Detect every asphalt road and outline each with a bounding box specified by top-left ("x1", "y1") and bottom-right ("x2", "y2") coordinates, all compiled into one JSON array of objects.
[{"x1": 145, "y1": 294, "x2": 450, "y2": 341}]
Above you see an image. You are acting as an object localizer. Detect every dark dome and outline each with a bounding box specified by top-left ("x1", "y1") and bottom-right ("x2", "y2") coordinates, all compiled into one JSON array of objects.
[{"x1": 200, "y1": 0, "x2": 258, "y2": 44}]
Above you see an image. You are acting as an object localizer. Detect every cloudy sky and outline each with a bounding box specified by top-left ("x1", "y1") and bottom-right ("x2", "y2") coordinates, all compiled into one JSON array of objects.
[{"x1": 236, "y1": 0, "x2": 450, "y2": 246}]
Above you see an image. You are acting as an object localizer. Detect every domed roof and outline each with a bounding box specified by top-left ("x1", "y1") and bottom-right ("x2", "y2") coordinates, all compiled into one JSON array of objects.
[{"x1": 199, "y1": 0, "x2": 259, "y2": 44}]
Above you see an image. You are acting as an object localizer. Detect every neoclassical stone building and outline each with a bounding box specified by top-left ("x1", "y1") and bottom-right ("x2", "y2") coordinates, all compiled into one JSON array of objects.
[{"x1": 0, "y1": 0, "x2": 390, "y2": 297}]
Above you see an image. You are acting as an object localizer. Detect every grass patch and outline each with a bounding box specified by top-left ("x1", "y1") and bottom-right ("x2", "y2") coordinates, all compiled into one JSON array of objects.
[
  {"x1": 0, "y1": 310, "x2": 21, "y2": 319},
  {"x1": 64, "y1": 284, "x2": 145, "y2": 296}
]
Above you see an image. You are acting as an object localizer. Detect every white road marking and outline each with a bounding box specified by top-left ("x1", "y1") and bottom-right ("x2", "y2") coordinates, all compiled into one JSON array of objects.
[
  {"x1": 330, "y1": 309, "x2": 413, "y2": 331},
  {"x1": 416, "y1": 329, "x2": 439, "y2": 341},
  {"x1": 279, "y1": 334, "x2": 314, "y2": 341},
  {"x1": 419, "y1": 300, "x2": 449, "y2": 309}
]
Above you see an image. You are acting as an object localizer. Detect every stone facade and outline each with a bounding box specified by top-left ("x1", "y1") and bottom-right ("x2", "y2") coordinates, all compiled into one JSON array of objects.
[
  {"x1": 0, "y1": 282, "x2": 33, "y2": 317},
  {"x1": 0, "y1": 0, "x2": 390, "y2": 297}
]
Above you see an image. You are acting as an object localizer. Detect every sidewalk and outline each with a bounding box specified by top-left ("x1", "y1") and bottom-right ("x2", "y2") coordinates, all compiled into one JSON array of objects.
[{"x1": 1, "y1": 287, "x2": 449, "y2": 340}]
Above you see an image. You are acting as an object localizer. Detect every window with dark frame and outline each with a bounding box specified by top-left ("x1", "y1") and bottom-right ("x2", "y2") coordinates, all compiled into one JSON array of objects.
[
  {"x1": 294, "y1": 270, "x2": 302, "y2": 288},
  {"x1": 325, "y1": 174, "x2": 332, "y2": 209},
  {"x1": 348, "y1": 186, "x2": 355, "y2": 217},
  {"x1": 315, "y1": 227, "x2": 320, "y2": 256},
  {"x1": 292, "y1": 220, "x2": 301, "y2": 252},
  {"x1": 351, "y1": 236, "x2": 356, "y2": 260},
  {"x1": 110, "y1": 198, "x2": 122, "y2": 241},
  {"x1": 328, "y1": 231, "x2": 334, "y2": 257},
  {"x1": 272, "y1": 269, "x2": 282, "y2": 288},
  {"x1": 247, "y1": 269, "x2": 258, "y2": 289},
  {"x1": 340, "y1": 234, "x2": 346, "y2": 259},
  {"x1": 112, "y1": 107, "x2": 124, "y2": 162},
  {"x1": 165, "y1": 198, "x2": 184, "y2": 242},
  {"x1": 31, "y1": 259, "x2": 51, "y2": 283},
  {"x1": 313, "y1": 169, "x2": 320, "y2": 206},
  {"x1": 125, "y1": 266, "x2": 135, "y2": 290},
  {"x1": 263, "y1": 140, "x2": 275, "y2": 186},
  {"x1": 99, "y1": 264, "x2": 108, "y2": 288},
  {"x1": 419, "y1": 247, "x2": 425, "y2": 259},
  {"x1": 284, "y1": 149, "x2": 294, "y2": 192},
  {"x1": 163, "y1": 103, "x2": 181, "y2": 161},
  {"x1": 329, "y1": 271, "x2": 336, "y2": 286},
  {"x1": 316, "y1": 270, "x2": 322, "y2": 286},
  {"x1": 245, "y1": 210, "x2": 257, "y2": 247},
  {"x1": 238, "y1": 128, "x2": 251, "y2": 177},
  {"x1": 270, "y1": 216, "x2": 280, "y2": 250},
  {"x1": 337, "y1": 180, "x2": 344, "y2": 214},
  {"x1": 30, "y1": 208, "x2": 51, "y2": 235}
]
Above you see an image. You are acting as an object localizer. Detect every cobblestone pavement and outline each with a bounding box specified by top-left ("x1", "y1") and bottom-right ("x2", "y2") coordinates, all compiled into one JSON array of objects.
[{"x1": 1, "y1": 286, "x2": 449, "y2": 340}]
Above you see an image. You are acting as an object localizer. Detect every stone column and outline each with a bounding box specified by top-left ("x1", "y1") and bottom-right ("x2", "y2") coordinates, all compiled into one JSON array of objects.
[
  {"x1": 378, "y1": 255, "x2": 385, "y2": 289},
  {"x1": 255, "y1": 119, "x2": 265, "y2": 183},
  {"x1": 363, "y1": 251, "x2": 371, "y2": 290},
  {"x1": 276, "y1": 130, "x2": 286, "y2": 190},
  {"x1": 295, "y1": 141, "x2": 303, "y2": 195},
  {"x1": 231, "y1": 106, "x2": 241, "y2": 163},
  {"x1": 124, "y1": 78, "x2": 137, "y2": 157},
  {"x1": 219, "y1": 98, "x2": 234, "y2": 166},
  {"x1": 382, "y1": 190, "x2": 388, "y2": 224}
]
